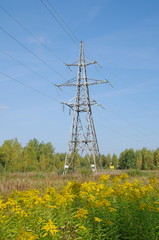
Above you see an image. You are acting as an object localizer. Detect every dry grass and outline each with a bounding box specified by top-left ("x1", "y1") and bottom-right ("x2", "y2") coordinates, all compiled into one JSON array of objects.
[
  {"x1": 0, "y1": 169, "x2": 158, "y2": 197},
  {"x1": 0, "y1": 171, "x2": 100, "y2": 197}
]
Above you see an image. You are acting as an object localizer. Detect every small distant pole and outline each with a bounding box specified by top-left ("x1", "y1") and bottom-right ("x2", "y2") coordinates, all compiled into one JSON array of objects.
[{"x1": 56, "y1": 41, "x2": 109, "y2": 174}]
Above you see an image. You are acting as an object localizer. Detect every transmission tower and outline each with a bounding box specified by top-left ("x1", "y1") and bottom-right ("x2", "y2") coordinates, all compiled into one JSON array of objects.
[{"x1": 57, "y1": 41, "x2": 109, "y2": 174}]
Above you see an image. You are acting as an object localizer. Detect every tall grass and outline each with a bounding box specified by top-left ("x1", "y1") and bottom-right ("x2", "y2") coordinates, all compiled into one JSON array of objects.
[
  {"x1": 1, "y1": 170, "x2": 159, "y2": 196},
  {"x1": 0, "y1": 171, "x2": 100, "y2": 197},
  {"x1": 126, "y1": 169, "x2": 158, "y2": 177}
]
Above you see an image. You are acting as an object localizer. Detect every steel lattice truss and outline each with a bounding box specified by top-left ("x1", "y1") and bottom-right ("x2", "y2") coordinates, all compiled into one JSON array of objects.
[{"x1": 57, "y1": 41, "x2": 108, "y2": 173}]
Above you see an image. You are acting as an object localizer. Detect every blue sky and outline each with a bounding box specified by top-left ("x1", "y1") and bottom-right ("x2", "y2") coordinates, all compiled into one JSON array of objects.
[{"x1": 0, "y1": 0, "x2": 159, "y2": 156}]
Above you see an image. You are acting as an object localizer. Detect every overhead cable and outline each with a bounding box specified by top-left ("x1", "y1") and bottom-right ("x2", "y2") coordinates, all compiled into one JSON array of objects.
[
  {"x1": 0, "y1": 49, "x2": 55, "y2": 85},
  {"x1": 0, "y1": 26, "x2": 66, "y2": 81},
  {"x1": 40, "y1": 0, "x2": 79, "y2": 48},
  {"x1": 0, "y1": 4, "x2": 66, "y2": 65},
  {"x1": 0, "y1": 71, "x2": 60, "y2": 102}
]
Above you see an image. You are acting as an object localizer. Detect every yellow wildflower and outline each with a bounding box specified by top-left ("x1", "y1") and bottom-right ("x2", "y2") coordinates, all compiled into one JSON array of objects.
[
  {"x1": 150, "y1": 177, "x2": 157, "y2": 185},
  {"x1": 74, "y1": 208, "x2": 88, "y2": 218},
  {"x1": 119, "y1": 174, "x2": 128, "y2": 179},
  {"x1": 79, "y1": 225, "x2": 87, "y2": 231},
  {"x1": 94, "y1": 217, "x2": 102, "y2": 222},
  {"x1": 139, "y1": 203, "x2": 146, "y2": 210},
  {"x1": 42, "y1": 219, "x2": 59, "y2": 237},
  {"x1": 94, "y1": 199, "x2": 111, "y2": 207},
  {"x1": 17, "y1": 230, "x2": 38, "y2": 240},
  {"x1": 0, "y1": 198, "x2": 6, "y2": 212},
  {"x1": 100, "y1": 174, "x2": 110, "y2": 183},
  {"x1": 109, "y1": 207, "x2": 116, "y2": 212}
]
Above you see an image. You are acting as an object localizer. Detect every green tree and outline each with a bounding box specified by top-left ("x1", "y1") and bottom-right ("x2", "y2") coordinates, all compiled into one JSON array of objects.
[
  {"x1": 135, "y1": 150, "x2": 142, "y2": 169},
  {"x1": 105, "y1": 154, "x2": 111, "y2": 168},
  {"x1": 9, "y1": 139, "x2": 22, "y2": 171},
  {"x1": 154, "y1": 148, "x2": 159, "y2": 168},
  {"x1": 141, "y1": 148, "x2": 155, "y2": 170},
  {"x1": 22, "y1": 139, "x2": 39, "y2": 171},
  {"x1": 100, "y1": 154, "x2": 107, "y2": 168},
  {"x1": 119, "y1": 149, "x2": 136, "y2": 169},
  {"x1": 147, "y1": 150, "x2": 154, "y2": 170},
  {"x1": 38, "y1": 142, "x2": 55, "y2": 170},
  {"x1": 141, "y1": 148, "x2": 149, "y2": 170},
  {"x1": 0, "y1": 139, "x2": 22, "y2": 172},
  {"x1": 53, "y1": 153, "x2": 65, "y2": 172},
  {"x1": 111, "y1": 154, "x2": 118, "y2": 169},
  {"x1": 0, "y1": 140, "x2": 13, "y2": 171}
]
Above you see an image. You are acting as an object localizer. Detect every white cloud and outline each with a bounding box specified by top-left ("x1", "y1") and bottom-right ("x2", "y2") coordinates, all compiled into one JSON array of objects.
[
  {"x1": 0, "y1": 105, "x2": 9, "y2": 110},
  {"x1": 88, "y1": 5, "x2": 101, "y2": 21},
  {"x1": 26, "y1": 36, "x2": 49, "y2": 45}
]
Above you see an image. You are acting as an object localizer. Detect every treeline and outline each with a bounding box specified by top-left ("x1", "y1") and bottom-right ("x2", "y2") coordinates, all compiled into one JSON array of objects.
[
  {"x1": 0, "y1": 138, "x2": 159, "y2": 172},
  {"x1": 101, "y1": 147, "x2": 159, "y2": 170},
  {"x1": 0, "y1": 138, "x2": 65, "y2": 173}
]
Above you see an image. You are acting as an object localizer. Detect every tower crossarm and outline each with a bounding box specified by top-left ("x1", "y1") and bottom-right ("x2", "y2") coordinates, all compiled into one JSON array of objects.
[
  {"x1": 86, "y1": 79, "x2": 109, "y2": 86},
  {"x1": 66, "y1": 61, "x2": 97, "y2": 67},
  {"x1": 56, "y1": 79, "x2": 109, "y2": 87},
  {"x1": 61, "y1": 97, "x2": 105, "y2": 112}
]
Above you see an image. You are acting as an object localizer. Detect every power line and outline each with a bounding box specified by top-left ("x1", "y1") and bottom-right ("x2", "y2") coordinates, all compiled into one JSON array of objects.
[
  {"x1": 0, "y1": 49, "x2": 55, "y2": 85},
  {"x1": 95, "y1": 108, "x2": 156, "y2": 146},
  {"x1": 88, "y1": 54, "x2": 159, "y2": 120},
  {"x1": 0, "y1": 4, "x2": 66, "y2": 65},
  {"x1": 40, "y1": 0, "x2": 79, "y2": 49},
  {"x1": 39, "y1": 1, "x2": 114, "y2": 91},
  {"x1": 0, "y1": 26, "x2": 66, "y2": 81},
  {"x1": 88, "y1": 51, "x2": 159, "y2": 118},
  {"x1": 2, "y1": 1, "x2": 155, "y2": 146},
  {"x1": 50, "y1": 0, "x2": 157, "y2": 115},
  {"x1": 90, "y1": 85, "x2": 157, "y2": 138},
  {"x1": 43, "y1": 0, "x2": 103, "y2": 66},
  {"x1": 44, "y1": 0, "x2": 159, "y2": 142},
  {"x1": 45, "y1": 2, "x2": 115, "y2": 93},
  {"x1": 40, "y1": 0, "x2": 100, "y2": 65},
  {"x1": 95, "y1": 118, "x2": 149, "y2": 146},
  {"x1": 0, "y1": 71, "x2": 60, "y2": 102},
  {"x1": 40, "y1": 0, "x2": 158, "y2": 120},
  {"x1": 0, "y1": 1, "x2": 136, "y2": 91},
  {"x1": 39, "y1": 0, "x2": 112, "y2": 86},
  {"x1": 46, "y1": 0, "x2": 79, "y2": 44}
]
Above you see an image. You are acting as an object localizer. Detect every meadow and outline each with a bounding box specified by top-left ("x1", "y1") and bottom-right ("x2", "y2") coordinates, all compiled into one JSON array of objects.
[{"x1": 1, "y1": 170, "x2": 159, "y2": 239}]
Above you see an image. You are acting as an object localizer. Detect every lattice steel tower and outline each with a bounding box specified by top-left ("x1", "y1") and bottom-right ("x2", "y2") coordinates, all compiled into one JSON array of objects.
[{"x1": 57, "y1": 41, "x2": 108, "y2": 174}]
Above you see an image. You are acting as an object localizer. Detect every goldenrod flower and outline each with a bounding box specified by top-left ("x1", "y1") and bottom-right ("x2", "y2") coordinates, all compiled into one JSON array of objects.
[
  {"x1": 109, "y1": 207, "x2": 116, "y2": 212},
  {"x1": 100, "y1": 174, "x2": 110, "y2": 182},
  {"x1": 42, "y1": 219, "x2": 59, "y2": 237},
  {"x1": 94, "y1": 217, "x2": 102, "y2": 222},
  {"x1": 74, "y1": 208, "x2": 88, "y2": 218},
  {"x1": 79, "y1": 225, "x2": 87, "y2": 231},
  {"x1": 153, "y1": 202, "x2": 159, "y2": 205},
  {"x1": 17, "y1": 230, "x2": 38, "y2": 240}
]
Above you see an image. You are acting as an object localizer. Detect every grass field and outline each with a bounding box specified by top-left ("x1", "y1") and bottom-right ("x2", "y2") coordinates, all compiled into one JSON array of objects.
[{"x1": 1, "y1": 170, "x2": 159, "y2": 239}]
